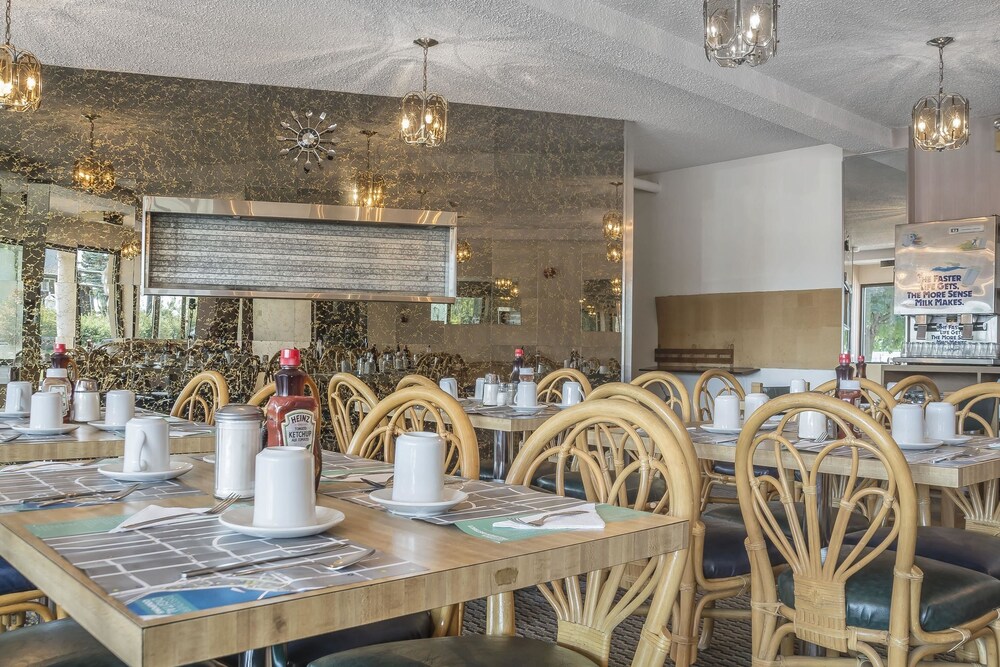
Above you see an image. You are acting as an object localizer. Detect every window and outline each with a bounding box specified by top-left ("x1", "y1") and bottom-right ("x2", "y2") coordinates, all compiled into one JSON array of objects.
[
  {"x1": 0, "y1": 243, "x2": 23, "y2": 360},
  {"x1": 76, "y1": 249, "x2": 115, "y2": 346},
  {"x1": 138, "y1": 295, "x2": 197, "y2": 339},
  {"x1": 860, "y1": 283, "x2": 904, "y2": 362},
  {"x1": 40, "y1": 248, "x2": 117, "y2": 351}
]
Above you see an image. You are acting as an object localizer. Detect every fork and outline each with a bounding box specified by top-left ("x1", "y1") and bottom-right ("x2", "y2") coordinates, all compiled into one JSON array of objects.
[
  {"x1": 121, "y1": 493, "x2": 241, "y2": 530},
  {"x1": 34, "y1": 483, "x2": 141, "y2": 507},
  {"x1": 360, "y1": 476, "x2": 393, "y2": 489},
  {"x1": 512, "y1": 509, "x2": 590, "y2": 527}
]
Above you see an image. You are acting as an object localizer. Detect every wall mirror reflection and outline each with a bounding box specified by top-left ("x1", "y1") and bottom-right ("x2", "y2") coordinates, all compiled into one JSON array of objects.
[
  {"x1": 428, "y1": 280, "x2": 491, "y2": 325},
  {"x1": 581, "y1": 278, "x2": 622, "y2": 333},
  {"x1": 493, "y1": 278, "x2": 520, "y2": 326}
]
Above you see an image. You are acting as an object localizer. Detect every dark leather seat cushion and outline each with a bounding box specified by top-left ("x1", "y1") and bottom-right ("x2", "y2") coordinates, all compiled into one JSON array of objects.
[
  {"x1": 700, "y1": 516, "x2": 785, "y2": 579},
  {"x1": 479, "y1": 460, "x2": 556, "y2": 482},
  {"x1": 843, "y1": 526, "x2": 1000, "y2": 579},
  {"x1": 308, "y1": 635, "x2": 595, "y2": 667},
  {"x1": 534, "y1": 471, "x2": 667, "y2": 503},
  {"x1": 704, "y1": 502, "x2": 869, "y2": 536},
  {"x1": 711, "y1": 462, "x2": 778, "y2": 478},
  {"x1": 777, "y1": 548, "x2": 1000, "y2": 632},
  {"x1": 0, "y1": 556, "x2": 36, "y2": 595},
  {"x1": 0, "y1": 618, "x2": 217, "y2": 667}
]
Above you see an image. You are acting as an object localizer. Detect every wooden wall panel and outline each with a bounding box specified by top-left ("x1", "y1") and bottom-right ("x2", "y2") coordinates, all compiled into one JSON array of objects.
[{"x1": 655, "y1": 288, "x2": 841, "y2": 369}]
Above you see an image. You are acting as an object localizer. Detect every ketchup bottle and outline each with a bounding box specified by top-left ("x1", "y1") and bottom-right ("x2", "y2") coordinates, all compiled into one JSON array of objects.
[
  {"x1": 51, "y1": 343, "x2": 70, "y2": 370},
  {"x1": 835, "y1": 353, "x2": 852, "y2": 390},
  {"x1": 265, "y1": 348, "x2": 321, "y2": 488},
  {"x1": 855, "y1": 355, "x2": 867, "y2": 379}
]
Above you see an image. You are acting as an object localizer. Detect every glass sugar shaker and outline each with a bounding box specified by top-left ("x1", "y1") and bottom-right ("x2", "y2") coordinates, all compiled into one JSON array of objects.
[{"x1": 214, "y1": 404, "x2": 264, "y2": 499}]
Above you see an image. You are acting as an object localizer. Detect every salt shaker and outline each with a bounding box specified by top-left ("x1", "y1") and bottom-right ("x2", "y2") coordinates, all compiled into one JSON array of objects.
[
  {"x1": 72, "y1": 378, "x2": 101, "y2": 422},
  {"x1": 214, "y1": 404, "x2": 264, "y2": 499},
  {"x1": 497, "y1": 382, "x2": 512, "y2": 406},
  {"x1": 482, "y1": 373, "x2": 500, "y2": 406}
]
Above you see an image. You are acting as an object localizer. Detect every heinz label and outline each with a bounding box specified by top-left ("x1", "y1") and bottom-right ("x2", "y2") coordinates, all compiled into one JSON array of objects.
[{"x1": 280, "y1": 409, "x2": 317, "y2": 448}]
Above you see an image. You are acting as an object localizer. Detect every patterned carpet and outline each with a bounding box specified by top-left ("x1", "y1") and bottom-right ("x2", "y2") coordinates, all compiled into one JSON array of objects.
[{"x1": 463, "y1": 589, "x2": 752, "y2": 667}]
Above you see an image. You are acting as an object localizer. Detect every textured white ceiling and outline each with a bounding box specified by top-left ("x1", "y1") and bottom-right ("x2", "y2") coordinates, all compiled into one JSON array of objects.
[{"x1": 17, "y1": 0, "x2": 1000, "y2": 173}]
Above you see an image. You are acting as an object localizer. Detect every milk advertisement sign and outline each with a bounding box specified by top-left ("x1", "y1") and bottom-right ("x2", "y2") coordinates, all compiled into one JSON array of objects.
[{"x1": 894, "y1": 217, "x2": 998, "y2": 315}]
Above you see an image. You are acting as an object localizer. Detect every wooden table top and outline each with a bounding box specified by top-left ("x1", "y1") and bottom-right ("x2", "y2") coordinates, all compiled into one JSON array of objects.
[
  {"x1": 0, "y1": 457, "x2": 688, "y2": 666},
  {"x1": 0, "y1": 425, "x2": 214, "y2": 464}
]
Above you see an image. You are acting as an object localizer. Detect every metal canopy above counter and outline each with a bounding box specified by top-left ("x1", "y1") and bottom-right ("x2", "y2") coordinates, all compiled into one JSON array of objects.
[{"x1": 141, "y1": 196, "x2": 458, "y2": 303}]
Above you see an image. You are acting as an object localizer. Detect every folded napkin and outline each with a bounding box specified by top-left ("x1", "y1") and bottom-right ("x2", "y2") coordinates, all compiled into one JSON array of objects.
[
  {"x1": 324, "y1": 471, "x2": 393, "y2": 484},
  {"x1": 493, "y1": 503, "x2": 606, "y2": 531},
  {"x1": 111, "y1": 505, "x2": 211, "y2": 533},
  {"x1": 168, "y1": 429, "x2": 214, "y2": 437}
]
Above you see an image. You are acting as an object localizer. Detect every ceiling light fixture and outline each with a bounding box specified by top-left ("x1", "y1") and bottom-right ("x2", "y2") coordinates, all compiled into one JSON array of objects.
[
  {"x1": 120, "y1": 230, "x2": 141, "y2": 260},
  {"x1": 400, "y1": 38, "x2": 448, "y2": 147},
  {"x1": 606, "y1": 241, "x2": 622, "y2": 264},
  {"x1": 73, "y1": 113, "x2": 115, "y2": 195},
  {"x1": 0, "y1": 0, "x2": 40, "y2": 111},
  {"x1": 351, "y1": 130, "x2": 386, "y2": 208},
  {"x1": 912, "y1": 37, "x2": 969, "y2": 152},
  {"x1": 603, "y1": 181, "x2": 624, "y2": 241},
  {"x1": 704, "y1": 0, "x2": 777, "y2": 68}
]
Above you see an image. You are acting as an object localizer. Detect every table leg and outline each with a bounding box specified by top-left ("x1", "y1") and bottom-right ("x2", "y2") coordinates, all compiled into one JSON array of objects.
[
  {"x1": 238, "y1": 645, "x2": 284, "y2": 667},
  {"x1": 916, "y1": 484, "x2": 932, "y2": 526},
  {"x1": 492, "y1": 431, "x2": 512, "y2": 482},
  {"x1": 486, "y1": 592, "x2": 516, "y2": 636}
]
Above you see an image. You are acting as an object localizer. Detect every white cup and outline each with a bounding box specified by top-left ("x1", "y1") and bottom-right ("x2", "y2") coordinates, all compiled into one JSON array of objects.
[
  {"x1": 798, "y1": 411, "x2": 828, "y2": 439},
  {"x1": 789, "y1": 379, "x2": 808, "y2": 394},
  {"x1": 744, "y1": 392, "x2": 770, "y2": 420},
  {"x1": 925, "y1": 402, "x2": 958, "y2": 440},
  {"x1": 482, "y1": 382, "x2": 500, "y2": 406},
  {"x1": 73, "y1": 392, "x2": 101, "y2": 423},
  {"x1": 515, "y1": 381, "x2": 538, "y2": 408},
  {"x1": 713, "y1": 393, "x2": 741, "y2": 429},
  {"x1": 474, "y1": 377, "x2": 485, "y2": 400},
  {"x1": 123, "y1": 416, "x2": 170, "y2": 473},
  {"x1": 392, "y1": 432, "x2": 444, "y2": 503},
  {"x1": 253, "y1": 447, "x2": 316, "y2": 528},
  {"x1": 105, "y1": 390, "x2": 135, "y2": 427},
  {"x1": 438, "y1": 377, "x2": 458, "y2": 399},
  {"x1": 891, "y1": 403, "x2": 925, "y2": 445},
  {"x1": 29, "y1": 392, "x2": 63, "y2": 429},
  {"x1": 4, "y1": 381, "x2": 31, "y2": 413},
  {"x1": 598, "y1": 365, "x2": 608, "y2": 375},
  {"x1": 561, "y1": 381, "x2": 584, "y2": 406}
]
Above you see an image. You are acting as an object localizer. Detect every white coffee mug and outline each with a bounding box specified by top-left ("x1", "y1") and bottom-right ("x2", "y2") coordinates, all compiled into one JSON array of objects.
[
  {"x1": 891, "y1": 403, "x2": 925, "y2": 445},
  {"x1": 561, "y1": 381, "x2": 584, "y2": 406},
  {"x1": 925, "y1": 402, "x2": 958, "y2": 440},
  {"x1": 474, "y1": 377, "x2": 486, "y2": 400},
  {"x1": 4, "y1": 381, "x2": 31, "y2": 413},
  {"x1": 105, "y1": 390, "x2": 135, "y2": 427},
  {"x1": 789, "y1": 379, "x2": 808, "y2": 394},
  {"x1": 123, "y1": 416, "x2": 170, "y2": 473},
  {"x1": 515, "y1": 381, "x2": 538, "y2": 408},
  {"x1": 744, "y1": 392, "x2": 770, "y2": 420},
  {"x1": 482, "y1": 382, "x2": 500, "y2": 406},
  {"x1": 392, "y1": 432, "x2": 444, "y2": 503},
  {"x1": 598, "y1": 365, "x2": 608, "y2": 375},
  {"x1": 73, "y1": 392, "x2": 101, "y2": 423},
  {"x1": 253, "y1": 446, "x2": 316, "y2": 528},
  {"x1": 713, "y1": 393, "x2": 741, "y2": 429},
  {"x1": 29, "y1": 391, "x2": 63, "y2": 429},
  {"x1": 438, "y1": 377, "x2": 458, "y2": 399},
  {"x1": 798, "y1": 411, "x2": 828, "y2": 440}
]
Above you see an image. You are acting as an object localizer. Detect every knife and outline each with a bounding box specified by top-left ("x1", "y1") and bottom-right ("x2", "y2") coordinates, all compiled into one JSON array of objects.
[
  {"x1": 20, "y1": 487, "x2": 124, "y2": 504},
  {"x1": 181, "y1": 544, "x2": 352, "y2": 579},
  {"x1": 233, "y1": 547, "x2": 376, "y2": 577}
]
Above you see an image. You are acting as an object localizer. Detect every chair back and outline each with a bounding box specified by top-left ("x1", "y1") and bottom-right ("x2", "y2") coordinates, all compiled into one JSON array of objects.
[
  {"x1": 505, "y1": 398, "x2": 695, "y2": 666},
  {"x1": 813, "y1": 378, "x2": 896, "y2": 426},
  {"x1": 170, "y1": 371, "x2": 230, "y2": 425},
  {"x1": 327, "y1": 373, "x2": 379, "y2": 453},
  {"x1": 888, "y1": 375, "x2": 941, "y2": 405},
  {"x1": 395, "y1": 374, "x2": 439, "y2": 392},
  {"x1": 536, "y1": 368, "x2": 592, "y2": 404},
  {"x1": 736, "y1": 393, "x2": 916, "y2": 657},
  {"x1": 348, "y1": 386, "x2": 478, "y2": 478},
  {"x1": 630, "y1": 371, "x2": 692, "y2": 422},
  {"x1": 692, "y1": 369, "x2": 745, "y2": 423},
  {"x1": 944, "y1": 382, "x2": 1000, "y2": 436}
]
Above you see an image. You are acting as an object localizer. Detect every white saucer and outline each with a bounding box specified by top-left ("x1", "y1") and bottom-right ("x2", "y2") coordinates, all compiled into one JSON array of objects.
[
  {"x1": 511, "y1": 405, "x2": 545, "y2": 414},
  {"x1": 219, "y1": 506, "x2": 344, "y2": 538},
  {"x1": 701, "y1": 422, "x2": 779, "y2": 436},
  {"x1": 895, "y1": 438, "x2": 943, "y2": 451},
  {"x1": 11, "y1": 424, "x2": 79, "y2": 436},
  {"x1": 554, "y1": 402, "x2": 582, "y2": 410},
  {"x1": 202, "y1": 454, "x2": 215, "y2": 464},
  {"x1": 0, "y1": 411, "x2": 29, "y2": 420},
  {"x1": 936, "y1": 434, "x2": 973, "y2": 445},
  {"x1": 97, "y1": 461, "x2": 193, "y2": 481},
  {"x1": 87, "y1": 420, "x2": 128, "y2": 432},
  {"x1": 369, "y1": 488, "x2": 469, "y2": 517}
]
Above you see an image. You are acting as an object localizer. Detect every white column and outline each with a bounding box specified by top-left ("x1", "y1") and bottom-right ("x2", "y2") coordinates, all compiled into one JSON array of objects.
[{"x1": 54, "y1": 251, "x2": 76, "y2": 348}]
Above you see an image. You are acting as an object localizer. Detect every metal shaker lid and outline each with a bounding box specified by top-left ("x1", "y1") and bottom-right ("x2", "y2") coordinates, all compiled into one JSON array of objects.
[
  {"x1": 215, "y1": 404, "x2": 263, "y2": 422},
  {"x1": 74, "y1": 377, "x2": 99, "y2": 392}
]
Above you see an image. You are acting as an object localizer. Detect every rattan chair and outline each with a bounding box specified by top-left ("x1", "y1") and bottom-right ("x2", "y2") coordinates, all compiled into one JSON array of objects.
[
  {"x1": 348, "y1": 385, "x2": 479, "y2": 479},
  {"x1": 737, "y1": 393, "x2": 1000, "y2": 667},
  {"x1": 394, "y1": 374, "x2": 439, "y2": 392},
  {"x1": 942, "y1": 383, "x2": 1000, "y2": 533},
  {"x1": 313, "y1": 398, "x2": 695, "y2": 667},
  {"x1": 630, "y1": 371, "x2": 692, "y2": 422},
  {"x1": 327, "y1": 373, "x2": 379, "y2": 454},
  {"x1": 169, "y1": 371, "x2": 229, "y2": 425},
  {"x1": 248, "y1": 376, "x2": 322, "y2": 407},
  {"x1": 692, "y1": 369, "x2": 747, "y2": 508},
  {"x1": 889, "y1": 375, "x2": 941, "y2": 405},
  {"x1": 535, "y1": 368, "x2": 592, "y2": 404},
  {"x1": 814, "y1": 378, "x2": 897, "y2": 427}
]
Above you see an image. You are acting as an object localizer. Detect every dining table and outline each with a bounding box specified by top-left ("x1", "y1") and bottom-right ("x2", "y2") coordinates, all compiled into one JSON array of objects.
[
  {"x1": 0, "y1": 453, "x2": 689, "y2": 666},
  {"x1": 457, "y1": 401, "x2": 557, "y2": 480}
]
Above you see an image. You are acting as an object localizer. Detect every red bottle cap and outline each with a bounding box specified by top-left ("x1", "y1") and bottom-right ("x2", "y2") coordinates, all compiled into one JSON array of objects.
[
  {"x1": 515, "y1": 348, "x2": 524, "y2": 356},
  {"x1": 839, "y1": 353, "x2": 850, "y2": 364},
  {"x1": 858, "y1": 355, "x2": 866, "y2": 362},
  {"x1": 280, "y1": 348, "x2": 301, "y2": 366},
  {"x1": 53, "y1": 343, "x2": 66, "y2": 354}
]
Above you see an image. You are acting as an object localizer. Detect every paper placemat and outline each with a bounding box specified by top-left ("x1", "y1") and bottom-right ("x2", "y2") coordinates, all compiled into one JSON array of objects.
[{"x1": 454, "y1": 503, "x2": 647, "y2": 543}]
